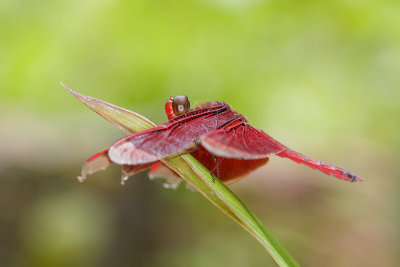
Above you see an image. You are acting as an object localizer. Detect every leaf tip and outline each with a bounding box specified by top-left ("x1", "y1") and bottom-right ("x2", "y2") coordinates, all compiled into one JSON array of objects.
[
  {"x1": 59, "y1": 81, "x2": 73, "y2": 93},
  {"x1": 60, "y1": 81, "x2": 87, "y2": 102}
]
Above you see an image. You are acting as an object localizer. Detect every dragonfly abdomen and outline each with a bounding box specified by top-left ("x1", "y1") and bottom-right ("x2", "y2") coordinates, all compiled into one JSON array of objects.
[{"x1": 276, "y1": 149, "x2": 362, "y2": 182}]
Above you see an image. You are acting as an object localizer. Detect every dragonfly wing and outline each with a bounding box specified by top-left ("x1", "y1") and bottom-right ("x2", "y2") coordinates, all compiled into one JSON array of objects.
[
  {"x1": 109, "y1": 104, "x2": 238, "y2": 165},
  {"x1": 108, "y1": 125, "x2": 192, "y2": 165},
  {"x1": 200, "y1": 122, "x2": 287, "y2": 159},
  {"x1": 78, "y1": 149, "x2": 112, "y2": 182}
]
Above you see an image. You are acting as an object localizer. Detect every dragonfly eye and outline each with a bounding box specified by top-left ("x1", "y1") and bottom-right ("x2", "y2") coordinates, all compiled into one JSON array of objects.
[{"x1": 172, "y1": 95, "x2": 190, "y2": 115}]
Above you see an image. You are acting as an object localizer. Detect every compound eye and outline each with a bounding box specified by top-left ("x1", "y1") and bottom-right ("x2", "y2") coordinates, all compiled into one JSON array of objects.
[{"x1": 172, "y1": 95, "x2": 190, "y2": 116}]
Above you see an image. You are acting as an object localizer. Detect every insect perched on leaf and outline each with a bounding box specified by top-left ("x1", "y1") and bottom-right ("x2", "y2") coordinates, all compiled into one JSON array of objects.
[{"x1": 72, "y1": 92, "x2": 362, "y2": 185}]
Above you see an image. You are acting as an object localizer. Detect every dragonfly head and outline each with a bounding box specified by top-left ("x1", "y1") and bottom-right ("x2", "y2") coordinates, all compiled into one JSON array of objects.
[
  {"x1": 165, "y1": 95, "x2": 191, "y2": 119},
  {"x1": 172, "y1": 95, "x2": 190, "y2": 115}
]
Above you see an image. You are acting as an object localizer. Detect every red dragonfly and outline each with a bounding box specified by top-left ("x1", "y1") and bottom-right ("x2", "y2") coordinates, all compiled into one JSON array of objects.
[{"x1": 84, "y1": 95, "x2": 362, "y2": 184}]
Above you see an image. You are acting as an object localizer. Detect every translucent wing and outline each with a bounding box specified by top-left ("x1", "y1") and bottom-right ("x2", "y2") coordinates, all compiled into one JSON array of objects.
[
  {"x1": 108, "y1": 104, "x2": 238, "y2": 165},
  {"x1": 108, "y1": 125, "x2": 194, "y2": 165},
  {"x1": 200, "y1": 121, "x2": 287, "y2": 159}
]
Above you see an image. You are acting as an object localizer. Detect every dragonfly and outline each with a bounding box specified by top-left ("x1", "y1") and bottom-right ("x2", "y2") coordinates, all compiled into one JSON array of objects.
[{"x1": 84, "y1": 95, "x2": 362, "y2": 184}]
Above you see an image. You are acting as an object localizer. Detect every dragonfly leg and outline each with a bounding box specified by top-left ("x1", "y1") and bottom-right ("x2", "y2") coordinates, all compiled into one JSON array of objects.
[
  {"x1": 208, "y1": 153, "x2": 222, "y2": 183},
  {"x1": 167, "y1": 140, "x2": 200, "y2": 159}
]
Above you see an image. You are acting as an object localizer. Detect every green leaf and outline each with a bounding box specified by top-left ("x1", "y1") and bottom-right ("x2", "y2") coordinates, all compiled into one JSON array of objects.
[{"x1": 62, "y1": 82, "x2": 299, "y2": 266}]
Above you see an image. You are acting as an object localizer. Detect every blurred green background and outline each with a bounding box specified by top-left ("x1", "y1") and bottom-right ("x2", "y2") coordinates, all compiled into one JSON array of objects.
[{"x1": 1, "y1": 0, "x2": 399, "y2": 266}]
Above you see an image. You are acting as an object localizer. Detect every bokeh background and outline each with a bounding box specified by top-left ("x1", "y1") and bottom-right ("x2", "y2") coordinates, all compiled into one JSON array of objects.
[{"x1": 1, "y1": 0, "x2": 399, "y2": 266}]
